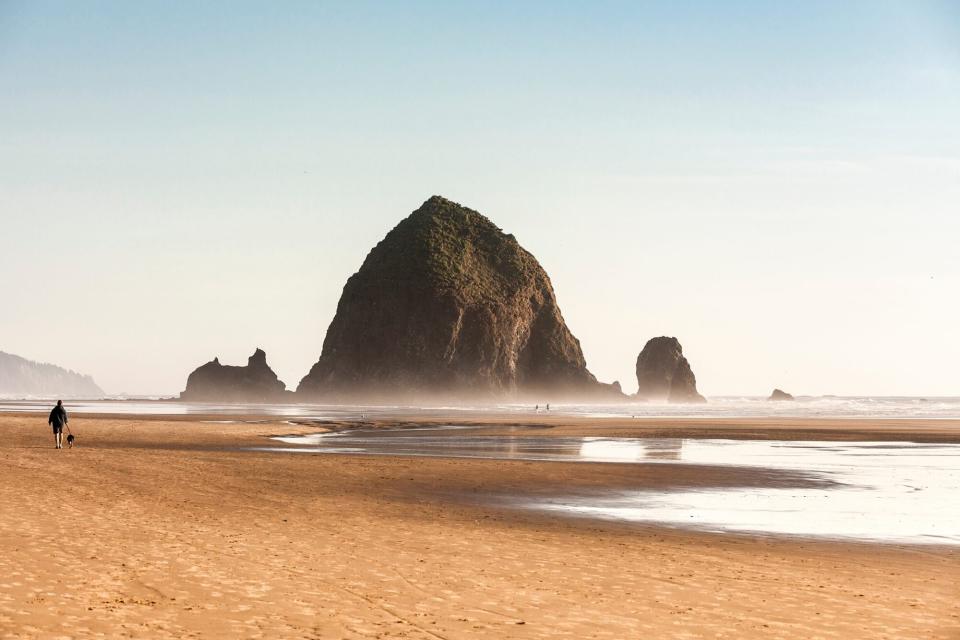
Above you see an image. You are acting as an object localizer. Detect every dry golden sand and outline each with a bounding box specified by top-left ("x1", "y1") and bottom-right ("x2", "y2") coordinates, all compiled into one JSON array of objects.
[{"x1": 0, "y1": 413, "x2": 957, "y2": 639}]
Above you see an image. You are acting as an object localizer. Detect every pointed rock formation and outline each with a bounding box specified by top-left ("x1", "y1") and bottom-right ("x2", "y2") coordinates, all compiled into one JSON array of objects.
[
  {"x1": 635, "y1": 337, "x2": 705, "y2": 403},
  {"x1": 297, "y1": 196, "x2": 621, "y2": 401},
  {"x1": 180, "y1": 348, "x2": 288, "y2": 402},
  {"x1": 768, "y1": 388, "x2": 794, "y2": 401}
]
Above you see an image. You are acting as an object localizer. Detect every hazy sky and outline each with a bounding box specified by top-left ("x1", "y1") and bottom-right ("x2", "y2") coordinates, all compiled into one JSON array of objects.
[{"x1": 2, "y1": 1, "x2": 959, "y2": 396}]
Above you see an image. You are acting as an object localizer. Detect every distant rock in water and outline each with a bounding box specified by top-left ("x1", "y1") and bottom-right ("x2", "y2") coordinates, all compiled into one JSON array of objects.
[
  {"x1": 0, "y1": 351, "x2": 104, "y2": 398},
  {"x1": 297, "y1": 195, "x2": 622, "y2": 401},
  {"x1": 180, "y1": 348, "x2": 287, "y2": 402},
  {"x1": 769, "y1": 388, "x2": 795, "y2": 401},
  {"x1": 635, "y1": 337, "x2": 705, "y2": 403}
]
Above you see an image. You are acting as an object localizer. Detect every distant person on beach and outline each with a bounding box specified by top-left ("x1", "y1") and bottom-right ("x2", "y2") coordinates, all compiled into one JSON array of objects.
[{"x1": 48, "y1": 400, "x2": 68, "y2": 449}]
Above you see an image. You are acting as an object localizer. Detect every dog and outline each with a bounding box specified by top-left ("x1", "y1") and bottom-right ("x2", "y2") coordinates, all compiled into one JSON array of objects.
[{"x1": 66, "y1": 433, "x2": 75, "y2": 448}]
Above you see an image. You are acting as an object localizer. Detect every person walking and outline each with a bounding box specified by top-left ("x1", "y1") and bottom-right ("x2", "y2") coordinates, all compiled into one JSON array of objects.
[{"x1": 48, "y1": 400, "x2": 68, "y2": 449}]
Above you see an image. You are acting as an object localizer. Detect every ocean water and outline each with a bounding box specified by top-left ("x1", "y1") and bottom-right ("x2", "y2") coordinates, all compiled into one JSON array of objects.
[
  {"x1": 559, "y1": 395, "x2": 960, "y2": 419},
  {"x1": 0, "y1": 395, "x2": 959, "y2": 419}
]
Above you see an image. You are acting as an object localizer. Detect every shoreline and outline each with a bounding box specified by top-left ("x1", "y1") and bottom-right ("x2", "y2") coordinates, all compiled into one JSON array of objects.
[{"x1": 5, "y1": 410, "x2": 960, "y2": 441}]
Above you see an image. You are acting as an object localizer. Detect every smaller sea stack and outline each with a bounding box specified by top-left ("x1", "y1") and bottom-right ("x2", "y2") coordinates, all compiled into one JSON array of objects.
[
  {"x1": 180, "y1": 348, "x2": 287, "y2": 402},
  {"x1": 768, "y1": 388, "x2": 795, "y2": 401},
  {"x1": 635, "y1": 337, "x2": 705, "y2": 403}
]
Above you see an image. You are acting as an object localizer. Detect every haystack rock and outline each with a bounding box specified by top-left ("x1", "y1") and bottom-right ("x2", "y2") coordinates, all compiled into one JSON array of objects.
[
  {"x1": 769, "y1": 388, "x2": 794, "y2": 401},
  {"x1": 297, "y1": 196, "x2": 622, "y2": 401},
  {"x1": 180, "y1": 348, "x2": 287, "y2": 402},
  {"x1": 635, "y1": 337, "x2": 705, "y2": 403}
]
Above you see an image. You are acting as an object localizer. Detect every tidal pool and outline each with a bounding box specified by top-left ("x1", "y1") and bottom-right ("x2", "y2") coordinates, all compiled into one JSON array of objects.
[{"x1": 263, "y1": 429, "x2": 960, "y2": 545}]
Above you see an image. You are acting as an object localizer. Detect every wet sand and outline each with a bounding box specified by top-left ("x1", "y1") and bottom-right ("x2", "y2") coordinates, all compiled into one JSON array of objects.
[{"x1": 1, "y1": 413, "x2": 957, "y2": 638}]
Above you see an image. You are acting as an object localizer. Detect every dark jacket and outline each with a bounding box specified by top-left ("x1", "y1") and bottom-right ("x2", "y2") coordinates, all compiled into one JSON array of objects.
[{"x1": 48, "y1": 405, "x2": 68, "y2": 428}]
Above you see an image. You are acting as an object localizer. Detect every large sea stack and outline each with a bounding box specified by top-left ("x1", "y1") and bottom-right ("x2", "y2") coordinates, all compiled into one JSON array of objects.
[
  {"x1": 297, "y1": 196, "x2": 621, "y2": 401},
  {"x1": 180, "y1": 348, "x2": 287, "y2": 402},
  {"x1": 635, "y1": 337, "x2": 705, "y2": 403}
]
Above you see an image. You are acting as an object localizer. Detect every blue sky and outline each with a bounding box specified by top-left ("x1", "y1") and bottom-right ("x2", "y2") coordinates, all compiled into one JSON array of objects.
[{"x1": 2, "y1": 1, "x2": 958, "y2": 395}]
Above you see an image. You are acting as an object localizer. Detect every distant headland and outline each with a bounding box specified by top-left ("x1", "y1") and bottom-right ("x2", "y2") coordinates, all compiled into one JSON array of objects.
[{"x1": 0, "y1": 351, "x2": 104, "y2": 398}]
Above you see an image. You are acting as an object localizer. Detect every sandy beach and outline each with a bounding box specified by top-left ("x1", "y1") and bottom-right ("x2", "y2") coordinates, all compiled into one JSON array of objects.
[{"x1": 1, "y1": 413, "x2": 957, "y2": 639}]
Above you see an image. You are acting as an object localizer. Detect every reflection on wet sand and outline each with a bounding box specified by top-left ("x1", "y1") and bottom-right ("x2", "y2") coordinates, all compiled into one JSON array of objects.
[
  {"x1": 577, "y1": 438, "x2": 682, "y2": 462},
  {"x1": 262, "y1": 428, "x2": 959, "y2": 545},
  {"x1": 266, "y1": 429, "x2": 686, "y2": 463}
]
